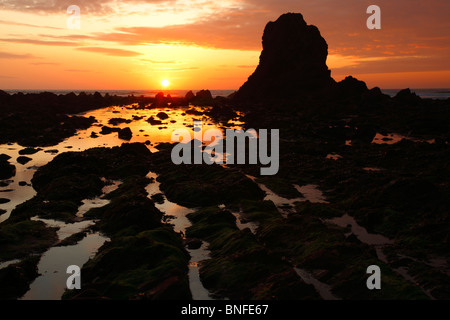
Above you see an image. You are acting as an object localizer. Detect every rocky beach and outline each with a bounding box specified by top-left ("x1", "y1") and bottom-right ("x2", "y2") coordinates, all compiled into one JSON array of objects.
[{"x1": 0, "y1": 12, "x2": 449, "y2": 301}]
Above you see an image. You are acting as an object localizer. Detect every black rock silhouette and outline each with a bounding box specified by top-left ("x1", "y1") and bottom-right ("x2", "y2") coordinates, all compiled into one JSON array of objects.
[
  {"x1": 118, "y1": 127, "x2": 133, "y2": 140},
  {"x1": 235, "y1": 13, "x2": 336, "y2": 102},
  {"x1": 185, "y1": 91, "x2": 195, "y2": 102},
  {"x1": 0, "y1": 154, "x2": 16, "y2": 179},
  {"x1": 394, "y1": 88, "x2": 422, "y2": 105}
]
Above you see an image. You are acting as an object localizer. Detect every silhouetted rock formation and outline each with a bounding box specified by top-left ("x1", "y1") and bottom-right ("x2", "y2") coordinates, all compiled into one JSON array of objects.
[
  {"x1": 235, "y1": 13, "x2": 336, "y2": 102},
  {"x1": 0, "y1": 154, "x2": 16, "y2": 179},
  {"x1": 118, "y1": 127, "x2": 133, "y2": 140},
  {"x1": 195, "y1": 90, "x2": 213, "y2": 100},
  {"x1": 191, "y1": 90, "x2": 214, "y2": 105},
  {"x1": 394, "y1": 88, "x2": 422, "y2": 105},
  {"x1": 336, "y1": 76, "x2": 368, "y2": 99},
  {"x1": 185, "y1": 91, "x2": 195, "y2": 102}
]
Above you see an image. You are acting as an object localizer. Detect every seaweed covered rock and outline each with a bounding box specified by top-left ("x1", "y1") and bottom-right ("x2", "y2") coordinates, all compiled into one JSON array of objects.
[
  {"x1": 0, "y1": 256, "x2": 41, "y2": 300},
  {"x1": 0, "y1": 219, "x2": 58, "y2": 261},
  {"x1": 156, "y1": 164, "x2": 265, "y2": 208},
  {"x1": 186, "y1": 207, "x2": 319, "y2": 299},
  {"x1": 8, "y1": 143, "x2": 152, "y2": 223},
  {"x1": 63, "y1": 227, "x2": 191, "y2": 300}
]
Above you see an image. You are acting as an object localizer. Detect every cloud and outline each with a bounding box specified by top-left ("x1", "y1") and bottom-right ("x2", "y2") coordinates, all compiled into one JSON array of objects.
[
  {"x1": 30, "y1": 62, "x2": 60, "y2": 65},
  {"x1": 0, "y1": 0, "x2": 175, "y2": 14},
  {"x1": 0, "y1": 19, "x2": 63, "y2": 30},
  {"x1": 64, "y1": 69, "x2": 92, "y2": 72},
  {"x1": 0, "y1": 38, "x2": 77, "y2": 46},
  {"x1": 84, "y1": 0, "x2": 449, "y2": 66},
  {"x1": 90, "y1": 9, "x2": 266, "y2": 51},
  {"x1": 140, "y1": 59, "x2": 179, "y2": 64},
  {"x1": 1, "y1": 0, "x2": 449, "y2": 78},
  {"x1": 153, "y1": 67, "x2": 200, "y2": 72},
  {"x1": 0, "y1": 51, "x2": 36, "y2": 59},
  {"x1": 76, "y1": 46, "x2": 143, "y2": 56}
]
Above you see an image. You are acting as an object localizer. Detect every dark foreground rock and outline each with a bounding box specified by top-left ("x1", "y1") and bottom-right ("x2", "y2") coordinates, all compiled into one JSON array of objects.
[
  {"x1": 0, "y1": 256, "x2": 41, "y2": 300},
  {"x1": 17, "y1": 156, "x2": 32, "y2": 165},
  {"x1": 186, "y1": 206, "x2": 319, "y2": 299},
  {"x1": 0, "y1": 154, "x2": 16, "y2": 179}
]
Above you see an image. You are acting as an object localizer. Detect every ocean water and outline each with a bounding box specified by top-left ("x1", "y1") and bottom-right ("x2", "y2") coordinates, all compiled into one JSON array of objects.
[
  {"x1": 3, "y1": 89, "x2": 236, "y2": 98},
  {"x1": 381, "y1": 88, "x2": 450, "y2": 100},
  {"x1": 3, "y1": 88, "x2": 450, "y2": 99}
]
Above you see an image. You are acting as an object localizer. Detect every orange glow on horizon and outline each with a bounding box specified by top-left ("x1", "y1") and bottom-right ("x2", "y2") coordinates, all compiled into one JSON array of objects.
[{"x1": 0, "y1": 1, "x2": 449, "y2": 90}]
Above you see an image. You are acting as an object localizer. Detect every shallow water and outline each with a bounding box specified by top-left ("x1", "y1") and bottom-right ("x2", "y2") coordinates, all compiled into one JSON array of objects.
[
  {"x1": 246, "y1": 175, "x2": 329, "y2": 218},
  {"x1": 0, "y1": 105, "x2": 238, "y2": 223},
  {"x1": 324, "y1": 214, "x2": 393, "y2": 263},
  {"x1": 294, "y1": 268, "x2": 340, "y2": 300},
  {"x1": 19, "y1": 181, "x2": 118, "y2": 299},
  {"x1": 372, "y1": 133, "x2": 435, "y2": 145},
  {"x1": 326, "y1": 153, "x2": 343, "y2": 160},
  {"x1": 0, "y1": 259, "x2": 21, "y2": 270},
  {"x1": 31, "y1": 217, "x2": 96, "y2": 241},
  {"x1": 0, "y1": 104, "x2": 239, "y2": 300},
  {"x1": 20, "y1": 232, "x2": 108, "y2": 300},
  {"x1": 145, "y1": 171, "x2": 214, "y2": 300},
  {"x1": 294, "y1": 184, "x2": 328, "y2": 204},
  {"x1": 325, "y1": 214, "x2": 393, "y2": 246}
]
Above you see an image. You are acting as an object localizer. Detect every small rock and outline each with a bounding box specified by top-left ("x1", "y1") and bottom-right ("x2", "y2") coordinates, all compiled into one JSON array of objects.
[
  {"x1": 118, "y1": 127, "x2": 133, "y2": 140},
  {"x1": 0, "y1": 198, "x2": 11, "y2": 204},
  {"x1": 184, "y1": 238, "x2": 203, "y2": 250},
  {"x1": 17, "y1": 156, "x2": 32, "y2": 165},
  {"x1": 156, "y1": 112, "x2": 169, "y2": 120},
  {"x1": 18, "y1": 148, "x2": 42, "y2": 155}
]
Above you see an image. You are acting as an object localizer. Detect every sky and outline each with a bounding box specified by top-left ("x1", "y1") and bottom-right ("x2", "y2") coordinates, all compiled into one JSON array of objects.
[{"x1": 0, "y1": 0, "x2": 449, "y2": 90}]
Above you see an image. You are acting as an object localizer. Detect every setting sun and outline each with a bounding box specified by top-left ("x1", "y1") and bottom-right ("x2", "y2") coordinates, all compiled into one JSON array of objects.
[{"x1": 162, "y1": 80, "x2": 170, "y2": 88}]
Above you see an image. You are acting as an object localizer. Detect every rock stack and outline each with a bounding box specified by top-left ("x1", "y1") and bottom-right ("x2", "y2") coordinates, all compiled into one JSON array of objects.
[{"x1": 235, "y1": 13, "x2": 336, "y2": 102}]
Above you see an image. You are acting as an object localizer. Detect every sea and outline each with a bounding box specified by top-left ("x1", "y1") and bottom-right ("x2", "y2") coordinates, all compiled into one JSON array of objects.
[{"x1": 3, "y1": 88, "x2": 450, "y2": 100}]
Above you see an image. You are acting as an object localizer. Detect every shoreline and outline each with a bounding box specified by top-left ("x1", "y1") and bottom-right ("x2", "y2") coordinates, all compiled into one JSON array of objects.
[{"x1": 2, "y1": 88, "x2": 450, "y2": 100}]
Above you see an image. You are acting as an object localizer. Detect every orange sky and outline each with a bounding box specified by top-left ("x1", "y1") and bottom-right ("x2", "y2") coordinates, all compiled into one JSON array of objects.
[{"x1": 0, "y1": 0, "x2": 449, "y2": 90}]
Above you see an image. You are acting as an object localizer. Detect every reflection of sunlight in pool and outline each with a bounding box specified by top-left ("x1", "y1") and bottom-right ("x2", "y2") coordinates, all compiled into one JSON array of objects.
[
  {"x1": 0, "y1": 105, "x2": 243, "y2": 224},
  {"x1": 0, "y1": 104, "x2": 242, "y2": 300},
  {"x1": 372, "y1": 133, "x2": 435, "y2": 145},
  {"x1": 145, "y1": 171, "x2": 214, "y2": 300}
]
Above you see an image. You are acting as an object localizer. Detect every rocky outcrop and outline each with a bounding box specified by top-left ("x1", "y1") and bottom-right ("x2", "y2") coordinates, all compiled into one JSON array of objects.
[
  {"x1": 336, "y1": 76, "x2": 368, "y2": 99},
  {"x1": 394, "y1": 88, "x2": 422, "y2": 105},
  {"x1": 0, "y1": 154, "x2": 16, "y2": 179},
  {"x1": 235, "y1": 13, "x2": 336, "y2": 102}
]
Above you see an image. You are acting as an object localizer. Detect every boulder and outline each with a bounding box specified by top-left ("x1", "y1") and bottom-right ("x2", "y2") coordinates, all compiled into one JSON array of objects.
[
  {"x1": 394, "y1": 88, "x2": 422, "y2": 105},
  {"x1": 18, "y1": 148, "x2": 42, "y2": 155},
  {"x1": 118, "y1": 127, "x2": 133, "y2": 140},
  {"x1": 336, "y1": 76, "x2": 368, "y2": 99},
  {"x1": 0, "y1": 155, "x2": 16, "y2": 179},
  {"x1": 17, "y1": 156, "x2": 32, "y2": 165},
  {"x1": 185, "y1": 91, "x2": 195, "y2": 102},
  {"x1": 184, "y1": 238, "x2": 203, "y2": 250},
  {"x1": 156, "y1": 112, "x2": 169, "y2": 120},
  {"x1": 195, "y1": 90, "x2": 213, "y2": 100}
]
